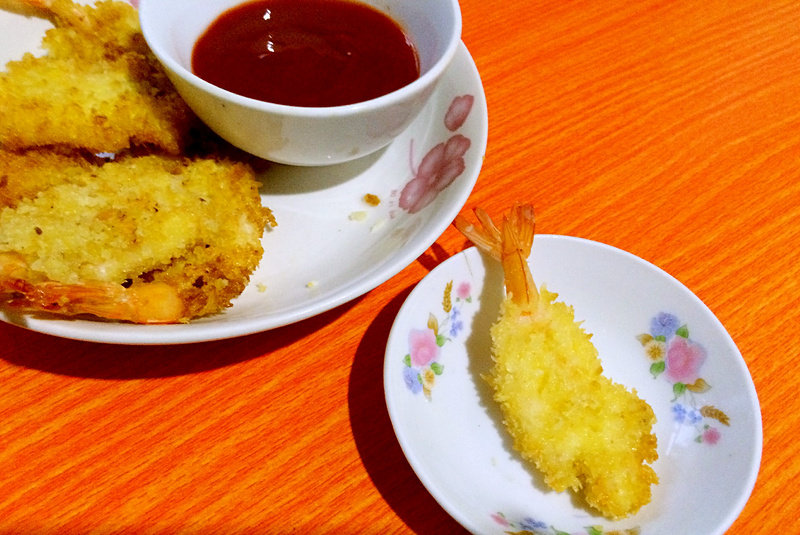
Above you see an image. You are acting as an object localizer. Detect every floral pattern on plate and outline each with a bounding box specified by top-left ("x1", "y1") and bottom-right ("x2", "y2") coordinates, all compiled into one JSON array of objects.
[
  {"x1": 638, "y1": 312, "x2": 730, "y2": 445},
  {"x1": 399, "y1": 95, "x2": 475, "y2": 214},
  {"x1": 402, "y1": 279, "x2": 473, "y2": 398},
  {"x1": 492, "y1": 511, "x2": 640, "y2": 535}
]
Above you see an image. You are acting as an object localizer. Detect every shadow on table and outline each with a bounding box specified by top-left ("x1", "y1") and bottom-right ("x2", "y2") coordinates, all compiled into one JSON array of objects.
[
  {"x1": 0, "y1": 299, "x2": 357, "y2": 379},
  {"x1": 348, "y1": 286, "x2": 470, "y2": 535}
]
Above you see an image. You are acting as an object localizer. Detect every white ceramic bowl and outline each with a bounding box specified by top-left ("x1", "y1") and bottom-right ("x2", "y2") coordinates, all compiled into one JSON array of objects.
[{"x1": 139, "y1": 0, "x2": 462, "y2": 166}]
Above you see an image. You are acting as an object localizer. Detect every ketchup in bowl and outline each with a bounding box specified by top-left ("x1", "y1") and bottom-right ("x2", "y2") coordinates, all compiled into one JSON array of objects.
[{"x1": 191, "y1": 0, "x2": 420, "y2": 107}]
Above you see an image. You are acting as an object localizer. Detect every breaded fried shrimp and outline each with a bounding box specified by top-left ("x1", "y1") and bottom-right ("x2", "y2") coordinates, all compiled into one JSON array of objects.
[
  {"x1": 454, "y1": 204, "x2": 658, "y2": 519},
  {"x1": 0, "y1": 0, "x2": 195, "y2": 154},
  {"x1": 0, "y1": 154, "x2": 274, "y2": 323}
]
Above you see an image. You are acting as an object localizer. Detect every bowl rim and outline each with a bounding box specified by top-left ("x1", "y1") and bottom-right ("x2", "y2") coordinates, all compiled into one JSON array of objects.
[{"x1": 138, "y1": 0, "x2": 463, "y2": 118}]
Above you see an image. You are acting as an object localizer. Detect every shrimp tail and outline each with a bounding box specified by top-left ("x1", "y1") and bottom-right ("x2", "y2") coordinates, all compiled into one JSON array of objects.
[
  {"x1": 500, "y1": 206, "x2": 537, "y2": 307},
  {"x1": 454, "y1": 203, "x2": 538, "y2": 306},
  {"x1": 1, "y1": 252, "x2": 185, "y2": 324},
  {"x1": 454, "y1": 207, "x2": 502, "y2": 260},
  {"x1": 11, "y1": 281, "x2": 186, "y2": 324}
]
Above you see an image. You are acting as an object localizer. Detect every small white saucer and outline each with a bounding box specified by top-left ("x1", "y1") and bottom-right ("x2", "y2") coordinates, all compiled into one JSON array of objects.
[{"x1": 384, "y1": 237, "x2": 761, "y2": 534}]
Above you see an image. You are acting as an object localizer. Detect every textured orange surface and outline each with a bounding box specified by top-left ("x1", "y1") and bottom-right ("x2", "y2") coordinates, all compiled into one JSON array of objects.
[{"x1": 1, "y1": 0, "x2": 798, "y2": 532}]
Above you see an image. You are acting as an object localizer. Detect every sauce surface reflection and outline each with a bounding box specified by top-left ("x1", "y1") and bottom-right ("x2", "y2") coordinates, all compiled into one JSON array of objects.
[{"x1": 192, "y1": 0, "x2": 420, "y2": 107}]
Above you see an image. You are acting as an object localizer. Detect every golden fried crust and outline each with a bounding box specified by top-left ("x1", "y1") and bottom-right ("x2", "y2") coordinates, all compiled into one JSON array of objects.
[
  {"x1": 0, "y1": 0, "x2": 195, "y2": 154},
  {"x1": 0, "y1": 148, "x2": 110, "y2": 208},
  {"x1": 490, "y1": 289, "x2": 658, "y2": 519},
  {"x1": 0, "y1": 153, "x2": 272, "y2": 320}
]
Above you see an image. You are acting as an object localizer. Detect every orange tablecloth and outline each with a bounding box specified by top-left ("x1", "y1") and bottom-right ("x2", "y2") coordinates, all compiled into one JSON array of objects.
[{"x1": 1, "y1": 0, "x2": 798, "y2": 532}]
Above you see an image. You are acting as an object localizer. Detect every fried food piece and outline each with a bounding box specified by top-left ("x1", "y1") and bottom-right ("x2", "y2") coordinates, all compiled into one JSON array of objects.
[
  {"x1": 0, "y1": 148, "x2": 100, "y2": 208},
  {"x1": 0, "y1": 0, "x2": 194, "y2": 154},
  {"x1": 0, "y1": 151, "x2": 274, "y2": 323},
  {"x1": 454, "y1": 204, "x2": 658, "y2": 519}
]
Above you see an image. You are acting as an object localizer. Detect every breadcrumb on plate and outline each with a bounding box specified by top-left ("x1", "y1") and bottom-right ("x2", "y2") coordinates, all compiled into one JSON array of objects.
[
  {"x1": 348, "y1": 210, "x2": 368, "y2": 222},
  {"x1": 363, "y1": 193, "x2": 380, "y2": 206}
]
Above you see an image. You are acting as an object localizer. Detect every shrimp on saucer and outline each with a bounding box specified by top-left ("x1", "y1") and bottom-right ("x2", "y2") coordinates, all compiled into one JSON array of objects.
[
  {"x1": 0, "y1": 152, "x2": 274, "y2": 324},
  {"x1": 454, "y1": 204, "x2": 658, "y2": 519}
]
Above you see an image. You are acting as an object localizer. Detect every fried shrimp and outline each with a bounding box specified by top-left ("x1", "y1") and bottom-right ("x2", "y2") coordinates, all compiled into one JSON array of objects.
[
  {"x1": 0, "y1": 0, "x2": 195, "y2": 154},
  {"x1": 454, "y1": 204, "x2": 658, "y2": 519},
  {"x1": 0, "y1": 153, "x2": 274, "y2": 323}
]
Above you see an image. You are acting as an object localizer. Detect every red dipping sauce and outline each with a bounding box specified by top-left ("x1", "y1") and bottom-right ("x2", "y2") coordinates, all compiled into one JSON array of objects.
[{"x1": 191, "y1": 0, "x2": 420, "y2": 107}]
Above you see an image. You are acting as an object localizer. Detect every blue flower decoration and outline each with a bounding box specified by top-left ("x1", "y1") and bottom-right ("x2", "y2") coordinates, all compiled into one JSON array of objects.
[
  {"x1": 449, "y1": 307, "x2": 464, "y2": 337},
  {"x1": 519, "y1": 517, "x2": 548, "y2": 531},
  {"x1": 688, "y1": 408, "x2": 703, "y2": 424},
  {"x1": 403, "y1": 367, "x2": 422, "y2": 394},
  {"x1": 672, "y1": 403, "x2": 687, "y2": 422},
  {"x1": 650, "y1": 312, "x2": 680, "y2": 339}
]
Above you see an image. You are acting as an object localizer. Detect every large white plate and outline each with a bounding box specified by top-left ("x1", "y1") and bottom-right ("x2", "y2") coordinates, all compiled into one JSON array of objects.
[
  {"x1": 384, "y1": 237, "x2": 762, "y2": 535},
  {"x1": 0, "y1": 4, "x2": 487, "y2": 344}
]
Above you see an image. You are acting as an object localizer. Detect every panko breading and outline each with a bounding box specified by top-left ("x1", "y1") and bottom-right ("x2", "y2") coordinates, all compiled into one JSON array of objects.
[
  {"x1": 0, "y1": 148, "x2": 98, "y2": 208},
  {"x1": 0, "y1": 152, "x2": 274, "y2": 322},
  {"x1": 454, "y1": 204, "x2": 658, "y2": 519},
  {"x1": 0, "y1": 0, "x2": 195, "y2": 154}
]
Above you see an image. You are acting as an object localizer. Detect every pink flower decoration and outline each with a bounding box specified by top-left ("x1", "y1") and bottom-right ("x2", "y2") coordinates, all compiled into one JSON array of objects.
[
  {"x1": 456, "y1": 281, "x2": 471, "y2": 299},
  {"x1": 408, "y1": 328, "x2": 439, "y2": 367},
  {"x1": 703, "y1": 426, "x2": 721, "y2": 445},
  {"x1": 664, "y1": 336, "x2": 707, "y2": 384},
  {"x1": 490, "y1": 513, "x2": 510, "y2": 527},
  {"x1": 399, "y1": 134, "x2": 471, "y2": 213},
  {"x1": 444, "y1": 95, "x2": 474, "y2": 131}
]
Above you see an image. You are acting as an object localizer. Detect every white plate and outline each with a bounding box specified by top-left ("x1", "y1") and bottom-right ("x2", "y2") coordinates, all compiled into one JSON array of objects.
[
  {"x1": 0, "y1": 4, "x2": 487, "y2": 344},
  {"x1": 384, "y1": 237, "x2": 762, "y2": 535}
]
